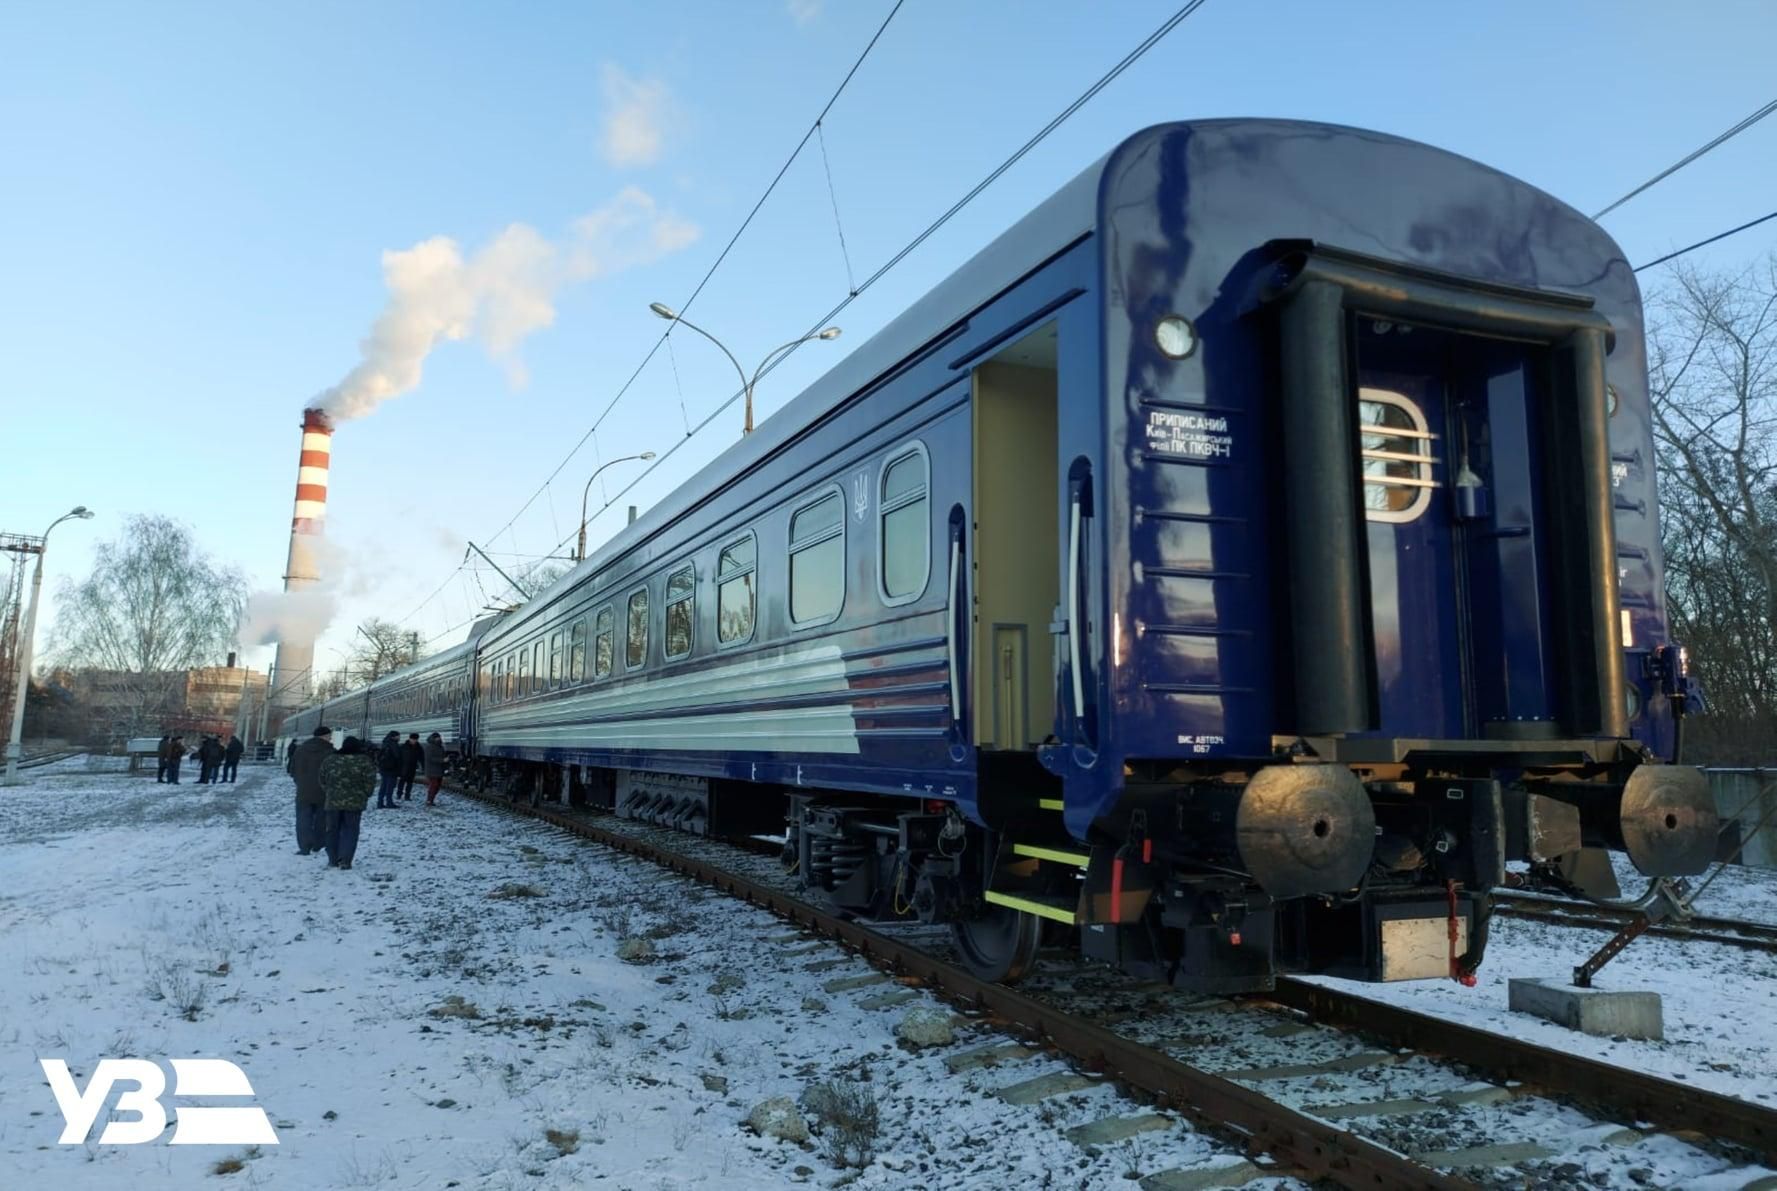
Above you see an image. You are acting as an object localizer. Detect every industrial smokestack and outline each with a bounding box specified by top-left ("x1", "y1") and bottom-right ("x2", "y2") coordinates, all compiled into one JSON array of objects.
[{"x1": 270, "y1": 408, "x2": 333, "y2": 713}]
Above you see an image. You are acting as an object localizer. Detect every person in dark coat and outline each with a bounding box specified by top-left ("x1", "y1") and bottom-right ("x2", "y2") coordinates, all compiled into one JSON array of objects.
[
  {"x1": 197, "y1": 735, "x2": 223, "y2": 784},
  {"x1": 397, "y1": 733, "x2": 422, "y2": 800},
  {"x1": 422, "y1": 732, "x2": 447, "y2": 806},
  {"x1": 165, "y1": 736, "x2": 187, "y2": 784},
  {"x1": 320, "y1": 736, "x2": 376, "y2": 869},
  {"x1": 222, "y1": 735, "x2": 244, "y2": 782},
  {"x1": 374, "y1": 731, "x2": 401, "y2": 809},
  {"x1": 155, "y1": 736, "x2": 171, "y2": 783},
  {"x1": 291, "y1": 726, "x2": 334, "y2": 854}
]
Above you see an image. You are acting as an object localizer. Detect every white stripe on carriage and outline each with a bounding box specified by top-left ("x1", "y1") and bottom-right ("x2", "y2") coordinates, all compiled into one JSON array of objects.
[
  {"x1": 479, "y1": 703, "x2": 863, "y2": 755},
  {"x1": 477, "y1": 642, "x2": 940, "y2": 732},
  {"x1": 367, "y1": 717, "x2": 459, "y2": 739}
]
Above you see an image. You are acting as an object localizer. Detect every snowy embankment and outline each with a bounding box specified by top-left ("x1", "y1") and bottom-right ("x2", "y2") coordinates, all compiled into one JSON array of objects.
[
  {"x1": 1303, "y1": 858, "x2": 1777, "y2": 1106},
  {"x1": 0, "y1": 763, "x2": 1283, "y2": 1190}
]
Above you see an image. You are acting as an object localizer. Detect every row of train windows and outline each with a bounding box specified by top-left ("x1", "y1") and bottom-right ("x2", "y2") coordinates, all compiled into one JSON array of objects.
[
  {"x1": 376, "y1": 676, "x2": 464, "y2": 719},
  {"x1": 486, "y1": 443, "x2": 931, "y2": 704}
]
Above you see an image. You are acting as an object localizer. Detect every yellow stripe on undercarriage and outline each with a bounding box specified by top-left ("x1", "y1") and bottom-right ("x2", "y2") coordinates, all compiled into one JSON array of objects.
[
  {"x1": 1011, "y1": 843, "x2": 1090, "y2": 868},
  {"x1": 1037, "y1": 798, "x2": 1065, "y2": 811},
  {"x1": 985, "y1": 889, "x2": 1079, "y2": 925}
]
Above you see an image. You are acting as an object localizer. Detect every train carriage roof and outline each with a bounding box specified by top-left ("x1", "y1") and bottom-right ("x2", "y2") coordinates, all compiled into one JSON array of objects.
[{"x1": 492, "y1": 116, "x2": 1633, "y2": 633}]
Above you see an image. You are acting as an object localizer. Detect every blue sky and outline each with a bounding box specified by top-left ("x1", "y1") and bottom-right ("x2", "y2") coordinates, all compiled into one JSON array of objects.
[{"x1": 4, "y1": 0, "x2": 1776, "y2": 684}]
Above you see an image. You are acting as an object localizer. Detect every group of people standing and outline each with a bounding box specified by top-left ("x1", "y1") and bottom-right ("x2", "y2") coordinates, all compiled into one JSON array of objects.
[
  {"x1": 287, "y1": 726, "x2": 447, "y2": 869},
  {"x1": 375, "y1": 730, "x2": 443, "y2": 807},
  {"x1": 155, "y1": 734, "x2": 244, "y2": 784}
]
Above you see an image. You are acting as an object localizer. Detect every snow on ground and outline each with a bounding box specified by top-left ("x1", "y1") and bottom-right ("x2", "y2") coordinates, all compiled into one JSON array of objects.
[
  {"x1": 1302, "y1": 900, "x2": 1777, "y2": 1105},
  {"x1": 0, "y1": 762, "x2": 1286, "y2": 1191},
  {"x1": 1605, "y1": 850, "x2": 1777, "y2": 924}
]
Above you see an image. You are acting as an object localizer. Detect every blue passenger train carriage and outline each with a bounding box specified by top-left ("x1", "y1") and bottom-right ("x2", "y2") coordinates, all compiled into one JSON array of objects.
[{"x1": 280, "y1": 119, "x2": 1715, "y2": 994}]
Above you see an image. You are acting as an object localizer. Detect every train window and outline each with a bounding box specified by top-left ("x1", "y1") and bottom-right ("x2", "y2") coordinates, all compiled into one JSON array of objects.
[
  {"x1": 548, "y1": 631, "x2": 562, "y2": 688},
  {"x1": 1357, "y1": 387, "x2": 1436, "y2": 523},
  {"x1": 790, "y1": 489, "x2": 844, "y2": 626},
  {"x1": 665, "y1": 565, "x2": 695, "y2": 659},
  {"x1": 626, "y1": 588, "x2": 649, "y2": 669},
  {"x1": 517, "y1": 649, "x2": 530, "y2": 697},
  {"x1": 569, "y1": 618, "x2": 587, "y2": 683},
  {"x1": 717, "y1": 534, "x2": 757, "y2": 646},
  {"x1": 531, "y1": 641, "x2": 543, "y2": 694},
  {"x1": 594, "y1": 605, "x2": 615, "y2": 678},
  {"x1": 879, "y1": 443, "x2": 930, "y2": 604}
]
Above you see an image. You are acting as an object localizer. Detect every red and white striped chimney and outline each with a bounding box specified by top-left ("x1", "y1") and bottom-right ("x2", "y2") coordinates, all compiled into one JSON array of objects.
[{"x1": 270, "y1": 407, "x2": 333, "y2": 712}]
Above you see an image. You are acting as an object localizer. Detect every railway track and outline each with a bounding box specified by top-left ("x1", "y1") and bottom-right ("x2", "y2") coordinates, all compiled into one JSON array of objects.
[
  {"x1": 1493, "y1": 889, "x2": 1777, "y2": 953},
  {"x1": 15, "y1": 749, "x2": 81, "y2": 770},
  {"x1": 450, "y1": 784, "x2": 1777, "y2": 1189}
]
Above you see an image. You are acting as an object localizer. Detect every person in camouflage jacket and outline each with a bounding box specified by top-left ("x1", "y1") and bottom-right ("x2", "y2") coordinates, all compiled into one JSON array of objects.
[{"x1": 319, "y1": 735, "x2": 377, "y2": 869}]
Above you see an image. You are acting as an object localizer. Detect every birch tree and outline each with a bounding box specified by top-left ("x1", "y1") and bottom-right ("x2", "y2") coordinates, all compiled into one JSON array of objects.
[{"x1": 50, "y1": 515, "x2": 247, "y2": 736}]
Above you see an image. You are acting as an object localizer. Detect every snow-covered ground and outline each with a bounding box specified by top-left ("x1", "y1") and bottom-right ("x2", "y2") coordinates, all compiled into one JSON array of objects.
[
  {"x1": 1303, "y1": 879, "x2": 1777, "y2": 1105},
  {"x1": 1604, "y1": 849, "x2": 1777, "y2": 923},
  {"x1": 0, "y1": 762, "x2": 1287, "y2": 1190}
]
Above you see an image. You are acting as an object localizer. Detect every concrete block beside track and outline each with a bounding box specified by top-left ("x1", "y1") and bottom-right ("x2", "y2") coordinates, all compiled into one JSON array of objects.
[{"x1": 1508, "y1": 976, "x2": 1664, "y2": 1039}]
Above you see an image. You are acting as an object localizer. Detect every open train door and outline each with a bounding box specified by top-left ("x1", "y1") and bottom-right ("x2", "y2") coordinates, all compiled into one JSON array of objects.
[{"x1": 1266, "y1": 245, "x2": 1627, "y2": 747}]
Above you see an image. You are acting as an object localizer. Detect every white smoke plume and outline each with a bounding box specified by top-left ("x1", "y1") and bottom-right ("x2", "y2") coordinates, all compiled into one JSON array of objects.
[
  {"x1": 239, "y1": 586, "x2": 338, "y2": 651},
  {"x1": 238, "y1": 539, "x2": 381, "y2": 650},
  {"x1": 316, "y1": 187, "x2": 699, "y2": 421}
]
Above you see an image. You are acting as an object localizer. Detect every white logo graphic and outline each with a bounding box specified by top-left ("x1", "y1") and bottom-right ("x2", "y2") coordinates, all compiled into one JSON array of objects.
[
  {"x1": 853, "y1": 471, "x2": 869, "y2": 521},
  {"x1": 41, "y1": 1058, "x2": 279, "y2": 1146}
]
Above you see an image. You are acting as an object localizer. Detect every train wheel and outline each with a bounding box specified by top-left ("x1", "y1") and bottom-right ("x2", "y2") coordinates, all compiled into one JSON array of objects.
[{"x1": 951, "y1": 906, "x2": 1041, "y2": 983}]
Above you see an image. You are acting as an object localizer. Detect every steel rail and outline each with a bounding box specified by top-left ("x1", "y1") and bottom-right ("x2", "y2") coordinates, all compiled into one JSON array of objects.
[
  {"x1": 16, "y1": 750, "x2": 80, "y2": 770},
  {"x1": 1266, "y1": 978, "x2": 1777, "y2": 1162},
  {"x1": 453, "y1": 785, "x2": 1474, "y2": 1191},
  {"x1": 1493, "y1": 890, "x2": 1777, "y2": 953}
]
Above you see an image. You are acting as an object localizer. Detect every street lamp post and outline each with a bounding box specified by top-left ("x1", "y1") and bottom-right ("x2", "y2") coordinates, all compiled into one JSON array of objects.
[
  {"x1": 649, "y1": 303, "x2": 841, "y2": 436},
  {"x1": 577, "y1": 452, "x2": 657, "y2": 561},
  {"x1": 3, "y1": 505, "x2": 94, "y2": 786}
]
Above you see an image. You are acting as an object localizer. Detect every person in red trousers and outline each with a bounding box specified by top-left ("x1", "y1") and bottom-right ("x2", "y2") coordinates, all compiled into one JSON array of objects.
[{"x1": 422, "y1": 732, "x2": 447, "y2": 805}]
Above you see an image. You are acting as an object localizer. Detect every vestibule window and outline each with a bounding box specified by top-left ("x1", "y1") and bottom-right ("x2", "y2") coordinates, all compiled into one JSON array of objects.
[{"x1": 1357, "y1": 387, "x2": 1436, "y2": 523}]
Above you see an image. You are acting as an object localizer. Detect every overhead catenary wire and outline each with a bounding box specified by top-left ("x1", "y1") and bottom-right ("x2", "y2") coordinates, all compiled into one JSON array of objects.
[
  {"x1": 468, "y1": 0, "x2": 1217, "y2": 609},
  {"x1": 664, "y1": 334, "x2": 693, "y2": 437},
  {"x1": 1634, "y1": 207, "x2": 1777, "y2": 272},
  {"x1": 1593, "y1": 96, "x2": 1777, "y2": 220},
  {"x1": 816, "y1": 120, "x2": 858, "y2": 294},
  {"x1": 396, "y1": 563, "x2": 467, "y2": 626}
]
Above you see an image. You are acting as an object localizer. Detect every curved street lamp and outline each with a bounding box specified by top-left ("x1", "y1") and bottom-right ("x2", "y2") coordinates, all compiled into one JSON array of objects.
[
  {"x1": 650, "y1": 303, "x2": 841, "y2": 435},
  {"x1": 4, "y1": 505, "x2": 95, "y2": 786},
  {"x1": 577, "y1": 452, "x2": 656, "y2": 561}
]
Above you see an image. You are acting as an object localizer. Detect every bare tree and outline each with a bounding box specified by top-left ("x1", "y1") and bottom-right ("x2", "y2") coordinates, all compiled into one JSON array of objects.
[
  {"x1": 49, "y1": 515, "x2": 246, "y2": 738},
  {"x1": 314, "y1": 669, "x2": 353, "y2": 700},
  {"x1": 514, "y1": 558, "x2": 572, "y2": 599},
  {"x1": 1648, "y1": 256, "x2": 1777, "y2": 761},
  {"x1": 346, "y1": 618, "x2": 422, "y2": 684}
]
